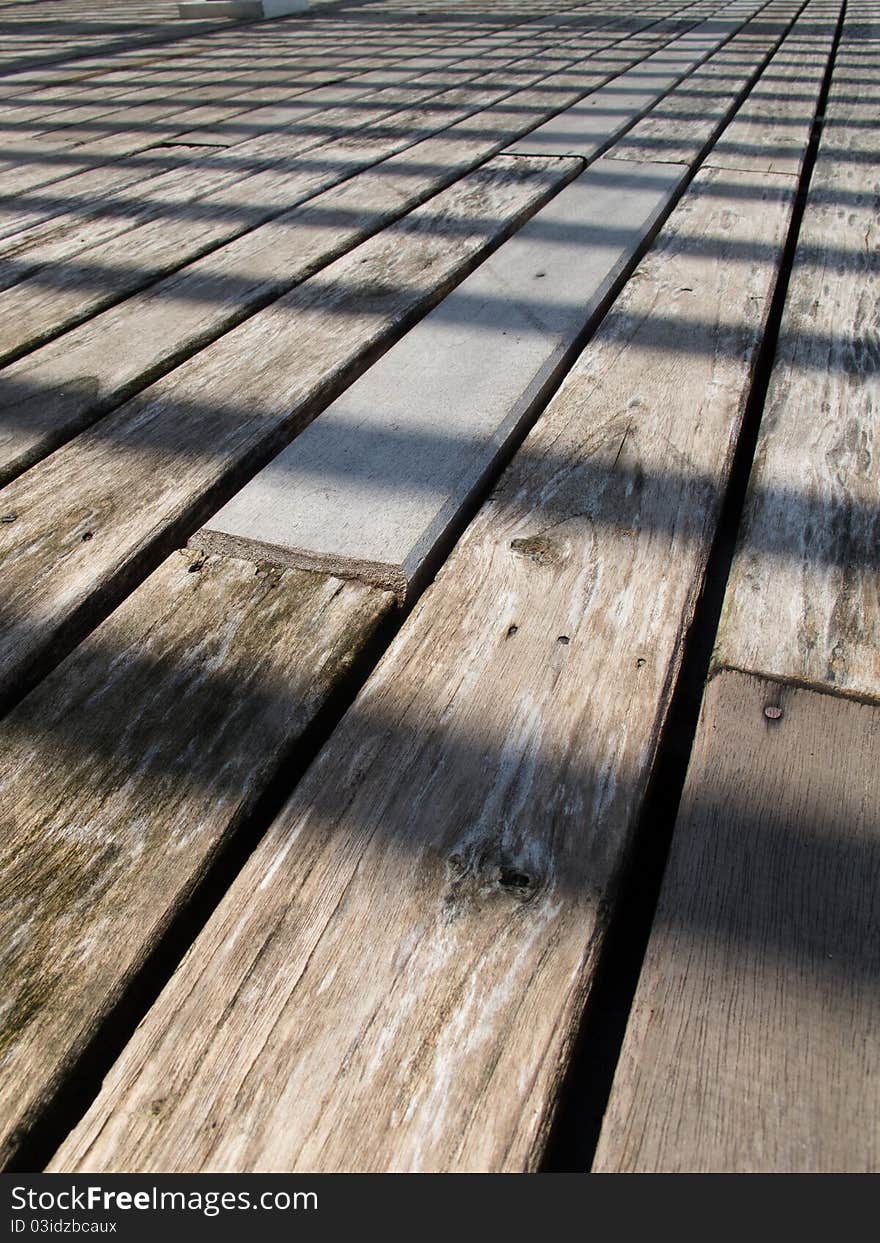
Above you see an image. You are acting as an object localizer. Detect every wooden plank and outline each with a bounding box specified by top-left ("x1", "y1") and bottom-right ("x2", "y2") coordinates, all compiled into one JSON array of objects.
[
  {"x1": 712, "y1": 34, "x2": 880, "y2": 700},
  {"x1": 0, "y1": 14, "x2": 681, "y2": 340},
  {"x1": 0, "y1": 17, "x2": 575, "y2": 247},
  {"x1": 504, "y1": 9, "x2": 757, "y2": 159},
  {"x1": 593, "y1": 21, "x2": 877, "y2": 1174},
  {"x1": 0, "y1": 154, "x2": 577, "y2": 710},
  {"x1": 52, "y1": 162, "x2": 801, "y2": 1174},
  {"x1": 593, "y1": 671, "x2": 880, "y2": 1172},
  {"x1": 0, "y1": 547, "x2": 393, "y2": 1170},
  {"x1": 604, "y1": 1, "x2": 805, "y2": 166},
  {"x1": 197, "y1": 156, "x2": 689, "y2": 597}
]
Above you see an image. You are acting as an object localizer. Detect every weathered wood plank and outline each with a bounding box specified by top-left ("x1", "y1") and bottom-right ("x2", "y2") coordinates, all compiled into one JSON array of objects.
[
  {"x1": 712, "y1": 35, "x2": 880, "y2": 699},
  {"x1": 703, "y1": 2, "x2": 840, "y2": 174},
  {"x1": 0, "y1": 155, "x2": 577, "y2": 710},
  {"x1": 504, "y1": 10, "x2": 756, "y2": 159},
  {"x1": 592, "y1": 22, "x2": 878, "y2": 1173},
  {"x1": 196, "y1": 156, "x2": 689, "y2": 597},
  {"x1": 605, "y1": 2, "x2": 806, "y2": 166},
  {"x1": 52, "y1": 162, "x2": 801, "y2": 1174},
  {"x1": 0, "y1": 15, "x2": 682, "y2": 349},
  {"x1": 593, "y1": 671, "x2": 880, "y2": 1172},
  {"x1": 0, "y1": 547, "x2": 393, "y2": 1170},
  {"x1": 0, "y1": 17, "x2": 590, "y2": 266}
]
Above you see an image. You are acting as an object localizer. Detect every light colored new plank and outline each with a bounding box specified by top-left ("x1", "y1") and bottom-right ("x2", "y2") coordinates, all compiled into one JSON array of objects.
[
  {"x1": 0, "y1": 547, "x2": 392, "y2": 1170},
  {"x1": 178, "y1": 1, "x2": 309, "y2": 18},
  {"x1": 593, "y1": 671, "x2": 880, "y2": 1172},
  {"x1": 197, "y1": 156, "x2": 689, "y2": 597},
  {"x1": 53, "y1": 162, "x2": 800, "y2": 1174},
  {"x1": 0, "y1": 155, "x2": 576, "y2": 708},
  {"x1": 712, "y1": 38, "x2": 880, "y2": 700}
]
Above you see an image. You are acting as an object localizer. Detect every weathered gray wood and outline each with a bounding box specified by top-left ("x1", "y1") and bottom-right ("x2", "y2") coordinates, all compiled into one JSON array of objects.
[
  {"x1": 593, "y1": 670, "x2": 880, "y2": 1172},
  {"x1": 0, "y1": 547, "x2": 393, "y2": 1170},
  {"x1": 713, "y1": 38, "x2": 880, "y2": 700},
  {"x1": 52, "y1": 163, "x2": 801, "y2": 1174},
  {"x1": 0, "y1": 19, "x2": 586, "y2": 270},
  {"x1": 504, "y1": 12, "x2": 754, "y2": 159},
  {"x1": 704, "y1": 3, "x2": 839, "y2": 174},
  {"x1": 0, "y1": 17, "x2": 680, "y2": 351},
  {"x1": 605, "y1": 2, "x2": 804, "y2": 166},
  {"x1": 0, "y1": 155, "x2": 576, "y2": 709},
  {"x1": 197, "y1": 156, "x2": 689, "y2": 597}
]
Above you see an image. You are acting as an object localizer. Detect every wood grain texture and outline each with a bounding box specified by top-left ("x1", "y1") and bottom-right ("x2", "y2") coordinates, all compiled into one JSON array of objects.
[
  {"x1": 606, "y1": 3, "x2": 801, "y2": 166},
  {"x1": 0, "y1": 155, "x2": 576, "y2": 710},
  {"x1": 0, "y1": 18, "x2": 678, "y2": 361},
  {"x1": 704, "y1": 3, "x2": 839, "y2": 175},
  {"x1": 713, "y1": 35, "x2": 880, "y2": 699},
  {"x1": 594, "y1": 670, "x2": 880, "y2": 1172},
  {"x1": 53, "y1": 163, "x2": 800, "y2": 1174},
  {"x1": 0, "y1": 548, "x2": 393, "y2": 1170}
]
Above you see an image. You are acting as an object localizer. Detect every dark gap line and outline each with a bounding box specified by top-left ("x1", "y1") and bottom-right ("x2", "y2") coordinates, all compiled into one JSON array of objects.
[{"x1": 538, "y1": 0, "x2": 848, "y2": 1174}]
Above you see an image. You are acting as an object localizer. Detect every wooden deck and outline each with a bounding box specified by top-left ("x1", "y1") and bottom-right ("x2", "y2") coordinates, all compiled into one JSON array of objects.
[{"x1": 0, "y1": 0, "x2": 876, "y2": 1173}]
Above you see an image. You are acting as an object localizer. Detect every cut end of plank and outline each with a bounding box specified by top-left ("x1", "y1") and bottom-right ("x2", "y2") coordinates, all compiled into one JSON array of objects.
[{"x1": 191, "y1": 528, "x2": 412, "y2": 601}]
